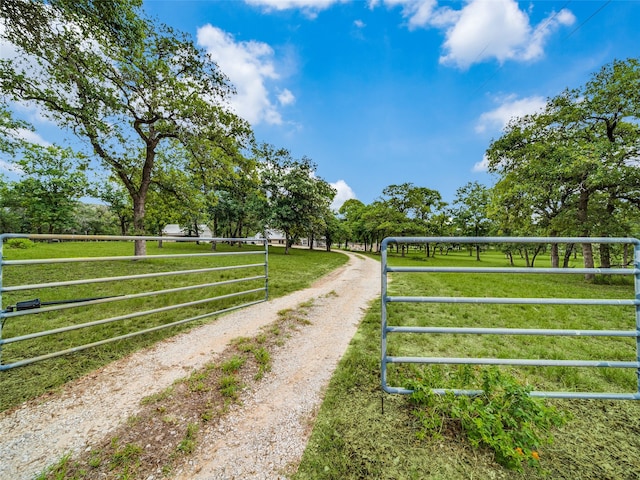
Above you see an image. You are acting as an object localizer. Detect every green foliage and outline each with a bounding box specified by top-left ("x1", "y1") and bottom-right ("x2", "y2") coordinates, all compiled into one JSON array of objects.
[
  {"x1": 110, "y1": 442, "x2": 143, "y2": 470},
  {"x1": 218, "y1": 374, "x2": 240, "y2": 398},
  {"x1": 175, "y1": 423, "x2": 198, "y2": 455},
  {"x1": 34, "y1": 453, "x2": 73, "y2": 480},
  {"x1": 486, "y1": 58, "x2": 640, "y2": 261},
  {"x1": 406, "y1": 367, "x2": 567, "y2": 472},
  {"x1": 0, "y1": 0, "x2": 251, "y2": 248},
  {"x1": 256, "y1": 143, "x2": 336, "y2": 254},
  {"x1": 221, "y1": 355, "x2": 246, "y2": 373},
  {"x1": 5, "y1": 238, "x2": 35, "y2": 249}
]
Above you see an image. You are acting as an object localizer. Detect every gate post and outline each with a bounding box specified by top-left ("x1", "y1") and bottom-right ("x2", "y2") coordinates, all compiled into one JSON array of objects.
[
  {"x1": 635, "y1": 242, "x2": 640, "y2": 396},
  {"x1": 380, "y1": 238, "x2": 389, "y2": 393}
]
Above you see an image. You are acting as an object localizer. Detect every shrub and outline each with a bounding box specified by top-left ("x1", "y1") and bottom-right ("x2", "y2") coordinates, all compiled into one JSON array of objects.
[
  {"x1": 406, "y1": 366, "x2": 567, "y2": 472},
  {"x1": 5, "y1": 238, "x2": 35, "y2": 249}
]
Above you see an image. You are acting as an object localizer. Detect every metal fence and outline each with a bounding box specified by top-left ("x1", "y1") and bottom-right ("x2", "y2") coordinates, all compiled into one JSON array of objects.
[
  {"x1": 381, "y1": 236, "x2": 640, "y2": 400},
  {"x1": 0, "y1": 233, "x2": 268, "y2": 371}
]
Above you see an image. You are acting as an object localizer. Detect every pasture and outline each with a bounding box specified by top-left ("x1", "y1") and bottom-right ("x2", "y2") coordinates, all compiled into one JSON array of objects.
[{"x1": 295, "y1": 247, "x2": 640, "y2": 479}]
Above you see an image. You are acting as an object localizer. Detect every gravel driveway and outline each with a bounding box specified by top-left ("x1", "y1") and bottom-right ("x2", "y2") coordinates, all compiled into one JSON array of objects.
[{"x1": 0, "y1": 250, "x2": 380, "y2": 479}]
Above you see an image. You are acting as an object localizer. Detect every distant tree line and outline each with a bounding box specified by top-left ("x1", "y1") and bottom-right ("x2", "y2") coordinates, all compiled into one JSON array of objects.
[{"x1": 0, "y1": 2, "x2": 638, "y2": 266}]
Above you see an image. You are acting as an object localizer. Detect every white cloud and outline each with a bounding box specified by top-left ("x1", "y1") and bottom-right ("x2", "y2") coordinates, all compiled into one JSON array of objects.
[
  {"x1": 12, "y1": 128, "x2": 52, "y2": 147},
  {"x1": 197, "y1": 25, "x2": 293, "y2": 126},
  {"x1": 354, "y1": 19, "x2": 366, "y2": 28},
  {"x1": 376, "y1": 0, "x2": 575, "y2": 68},
  {"x1": 472, "y1": 154, "x2": 489, "y2": 172},
  {"x1": 244, "y1": 0, "x2": 348, "y2": 18},
  {"x1": 0, "y1": 159, "x2": 24, "y2": 175},
  {"x1": 278, "y1": 88, "x2": 296, "y2": 106},
  {"x1": 330, "y1": 179, "x2": 356, "y2": 211},
  {"x1": 476, "y1": 94, "x2": 546, "y2": 133}
]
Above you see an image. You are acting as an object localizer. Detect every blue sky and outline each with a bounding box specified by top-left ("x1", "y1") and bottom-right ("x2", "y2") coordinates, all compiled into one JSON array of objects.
[{"x1": 3, "y1": 0, "x2": 640, "y2": 210}]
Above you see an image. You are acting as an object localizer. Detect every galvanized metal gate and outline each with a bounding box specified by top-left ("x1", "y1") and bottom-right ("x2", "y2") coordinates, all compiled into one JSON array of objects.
[
  {"x1": 0, "y1": 233, "x2": 268, "y2": 371},
  {"x1": 381, "y1": 236, "x2": 640, "y2": 400}
]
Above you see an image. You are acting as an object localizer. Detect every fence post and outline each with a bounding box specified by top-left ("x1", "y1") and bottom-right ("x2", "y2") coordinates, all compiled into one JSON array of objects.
[
  {"x1": 0, "y1": 236, "x2": 4, "y2": 366},
  {"x1": 264, "y1": 238, "x2": 269, "y2": 301},
  {"x1": 381, "y1": 238, "x2": 389, "y2": 393},
  {"x1": 635, "y1": 242, "x2": 640, "y2": 396}
]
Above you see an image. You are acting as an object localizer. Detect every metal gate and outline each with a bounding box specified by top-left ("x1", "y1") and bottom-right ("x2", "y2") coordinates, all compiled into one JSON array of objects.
[
  {"x1": 0, "y1": 233, "x2": 268, "y2": 370},
  {"x1": 381, "y1": 236, "x2": 640, "y2": 400}
]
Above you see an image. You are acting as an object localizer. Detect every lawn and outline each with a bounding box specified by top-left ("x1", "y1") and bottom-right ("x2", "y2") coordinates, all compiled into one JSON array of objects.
[
  {"x1": 294, "y1": 247, "x2": 640, "y2": 479},
  {"x1": 0, "y1": 240, "x2": 347, "y2": 412}
]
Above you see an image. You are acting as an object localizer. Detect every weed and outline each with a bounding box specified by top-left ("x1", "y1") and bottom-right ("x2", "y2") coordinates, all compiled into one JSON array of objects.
[
  {"x1": 162, "y1": 414, "x2": 178, "y2": 424},
  {"x1": 126, "y1": 414, "x2": 140, "y2": 426},
  {"x1": 110, "y1": 442, "x2": 142, "y2": 469},
  {"x1": 201, "y1": 409, "x2": 214, "y2": 422},
  {"x1": 88, "y1": 449, "x2": 102, "y2": 468},
  {"x1": 231, "y1": 337, "x2": 255, "y2": 353},
  {"x1": 140, "y1": 386, "x2": 174, "y2": 405},
  {"x1": 161, "y1": 464, "x2": 172, "y2": 476},
  {"x1": 270, "y1": 325, "x2": 282, "y2": 336},
  {"x1": 219, "y1": 374, "x2": 240, "y2": 398},
  {"x1": 176, "y1": 423, "x2": 198, "y2": 455},
  {"x1": 221, "y1": 355, "x2": 246, "y2": 373},
  {"x1": 34, "y1": 453, "x2": 72, "y2": 479},
  {"x1": 299, "y1": 299, "x2": 315, "y2": 310},
  {"x1": 406, "y1": 367, "x2": 567, "y2": 472},
  {"x1": 253, "y1": 347, "x2": 270, "y2": 366}
]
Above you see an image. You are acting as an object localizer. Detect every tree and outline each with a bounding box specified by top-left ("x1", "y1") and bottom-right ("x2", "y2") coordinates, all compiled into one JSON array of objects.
[
  {"x1": 339, "y1": 199, "x2": 368, "y2": 250},
  {"x1": 9, "y1": 145, "x2": 88, "y2": 234},
  {"x1": 96, "y1": 180, "x2": 133, "y2": 236},
  {"x1": 1, "y1": 1, "x2": 251, "y2": 254},
  {"x1": 381, "y1": 183, "x2": 445, "y2": 256},
  {"x1": 486, "y1": 58, "x2": 640, "y2": 276},
  {"x1": 452, "y1": 181, "x2": 491, "y2": 261},
  {"x1": 0, "y1": 175, "x2": 22, "y2": 232},
  {"x1": 72, "y1": 203, "x2": 120, "y2": 235},
  {"x1": 257, "y1": 145, "x2": 336, "y2": 255}
]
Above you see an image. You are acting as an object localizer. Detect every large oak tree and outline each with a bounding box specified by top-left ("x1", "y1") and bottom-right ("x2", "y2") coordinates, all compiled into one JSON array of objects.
[
  {"x1": 1, "y1": 0, "x2": 251, "y2": 254},
  {"x1": 486, "y1": 58, "x2": 640, "y2": 275}
]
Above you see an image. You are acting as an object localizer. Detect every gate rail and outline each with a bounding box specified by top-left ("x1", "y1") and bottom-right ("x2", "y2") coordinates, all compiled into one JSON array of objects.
[
  {"x1": 381, "y1": 236, "x2": 640, "y2": 400},
  {"x1": 0, "y1": 233, "x2": 268, "y2": 371}
]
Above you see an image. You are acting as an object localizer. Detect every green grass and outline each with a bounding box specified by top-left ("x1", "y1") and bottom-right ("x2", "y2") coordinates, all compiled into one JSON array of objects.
[
  {"x1": 294, "y1": 248, "x2": 640, "y2": 479},
  {"x1": 0, "y1": 241, "x2": 347, "y2": 411}
]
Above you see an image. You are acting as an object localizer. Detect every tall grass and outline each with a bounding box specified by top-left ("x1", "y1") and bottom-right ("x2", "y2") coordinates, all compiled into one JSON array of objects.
[
  {"x1": 295, "y1": 249, "x2": 640, "y2": 479},
  {"x1": 0, "y1": 241, "x2": 347, "y2": 411}
]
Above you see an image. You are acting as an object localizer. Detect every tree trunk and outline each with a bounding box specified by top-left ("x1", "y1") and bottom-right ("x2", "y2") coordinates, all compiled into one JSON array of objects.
[
  {"x1": 623, "y1": 243, "x2": 629, "y2": 267},
  {"x1": 529, "y1": 245, "x2": 542, "y2": 268},
  {"x1": 132, "y1": 194, "x2": 146, "y2": 256},
  {"x1": 550, "y1": 242, "x2": 559, "y2": 268},
  {"x1": 599, "y1": 243, "x2": 611, "y2": 269},
  {"x1": 563, "y1": 243, "x2": 574, "y2": 268},
  {"x1": 581, "y1": 242, "x2": 595, "y2": 280},
  {"x1": 237, "y1": 219, "x2": 244, "y2": 247},
  {"x1": 577, "y1": 188, "x2": 594, "y2": 280},
  {"x1": 284, "y1": 233, "x2": 290, "y2": 254}
]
